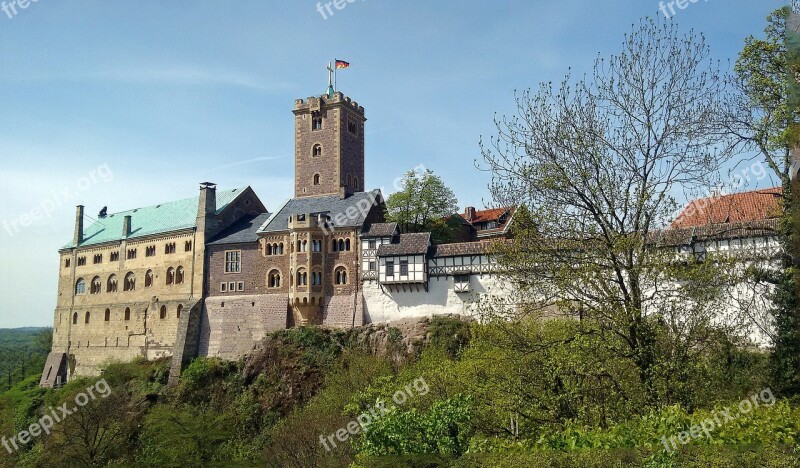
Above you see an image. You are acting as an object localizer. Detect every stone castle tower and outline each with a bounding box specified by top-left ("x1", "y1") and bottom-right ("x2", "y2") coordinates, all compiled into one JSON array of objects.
[{"x1": 293, "y1": 91, "x2": 366, "y2": 198}]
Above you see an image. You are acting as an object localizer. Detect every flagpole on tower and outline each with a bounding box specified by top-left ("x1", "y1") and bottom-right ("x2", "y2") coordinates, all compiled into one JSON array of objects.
[{"x1": 326, "y1": 61, "x2": 334, "y2": 97}]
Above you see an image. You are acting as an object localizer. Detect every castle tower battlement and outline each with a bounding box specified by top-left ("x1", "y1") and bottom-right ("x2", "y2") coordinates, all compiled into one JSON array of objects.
[{"x1": 293, "y1": 91, "x2": 366, "y2": 199}]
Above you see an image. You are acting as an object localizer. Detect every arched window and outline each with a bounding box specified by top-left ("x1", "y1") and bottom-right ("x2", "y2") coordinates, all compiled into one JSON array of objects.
[
  {"x1": 345, "y1": 239, "x2": 351, "y2": 251},
  {"x1": 332, "y1": 239, "x2": 338, "y2": 252},
  {"x1": 347, "y1": 175, "x2": 353, "y2": 187},
  {"x1": 279, "y1": 243, "x2": 284, "y2": 255},
  {"x1": 312, "y1": 144, "x2": 322, "y2": 157},
  {"x1": 159, "y1": 305, "x2": 167, "y2": 320},
  {"x1": 104, "y1": 309, "x2": 111, "y2": 322},
  {"x1": 296, "y1": 269, "x2": 308, "y2": 286},
  {"x1": 267, "y1": 244, "x2": 274, "y2": 256},
  {"x1": 84, "y1": 311, "x2": 91, "y2": 324},
  {"x1": 335, "y1": 267, "x2": 348, "y2": 285},
  {"x1": 313, "y1": 174, "x2": 320, "y2": 186},
  {"x1": 268, "y1": 270, "x2": 282, "y2": 288},
  {"x1": 123, "y1": 272, "x2": 136, "y2": 292},
  {"x1": 90, "y1": 276, "x2": 102, "y2": 294},
  {"x1": 177, "y1": 304, "x2": 183, "y2": 319},
  {"x1": 107, "y1": 274, "x2": 118, "y2": 293},
  {"x1": 311, "y1": 271, "x2": 323, "y2": 285},
  {"x1": 75, "y1": 278, "x2": 86, "y2": 295},
  {"x1": 124, "y1": 307, "x2": 131, "y2": 321},
  {"x1": 176, "y1": 267, "x2": 184, "y2": 285},
  {"x1": 72, "y1": 312, "x2": 78, "y2": 324},
  {"x1": 338, "y1": 239, "x2": 345, "y2": 252},
  {"x1": 166, "y1": 267, "x2": 175, "y2": 285},
  {"x1": 354, "y1": 177, "x2": 359, "y2": 189},
  {"x1": 145, "y1": 270, "x2": 153, "y2": 288}
]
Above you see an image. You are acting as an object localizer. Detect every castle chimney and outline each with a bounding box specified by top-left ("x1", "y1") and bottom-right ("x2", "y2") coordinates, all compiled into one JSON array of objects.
[
  {"x1": 73, "y1": 205, "x2": 84, "y2": 246},
  {"x1": 122, "y1": 215, "x2": 132, "y2": 238},
  {"x1": 199, "y1": 182, "x2": 217, "y2": 215},
  {"x1": 465, "y1": 206, "x2": 477, "y2": 222}
]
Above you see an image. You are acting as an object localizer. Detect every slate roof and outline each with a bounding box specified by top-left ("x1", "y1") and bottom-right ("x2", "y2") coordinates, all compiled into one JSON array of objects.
[
  {"x1": 361, "y1": 222, "x2": 398, "y2": 238},
  {"x1": 377, "y1": 232, "x2": 431, "y2": 256},
  {"x1": 657, "y1": 219, "x2": 780, "y2": 247},
  {"x1": 259, "y1": 190, "x2": 382, "y2": 233},
  {"x1": 671, "y1": 188, "x2": 782, "y2": 228},
  {"x1": 207, "y1": 212, "x2": 272, "y2": 246},
  {"x1": 431, "y1": 241, "x2": 494, "y2": 257},
  {"x1": 64, "y1": 187, "x2": 248, "y2": 249}
]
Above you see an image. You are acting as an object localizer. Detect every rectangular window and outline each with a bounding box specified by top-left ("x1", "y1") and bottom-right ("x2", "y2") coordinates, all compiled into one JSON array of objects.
[
  {"x1": 400, "y1": 260, "x2": 409, "y2": 276},
  {"x1": 165, "y1": 243, "x2": 176, "y2": 254},
  {"x1": 225, "y1": 251, "x2": 241, "y2": 273},
  {"x1": 146, "y1": 246, "x2": 156, "y2": 257},
  {"x1": 237, "y1": 281, "x2": 245, "y2": 292},
  {"x1": 228, "y1": 282, "x2": 236, "y2": 292},
  {"x1": 77, "y1": 256, "x2": 86, "y2": 266},
  {"x1": 369, "y1": 261, "x2": 376, "y2": 271},
  {"x1": 93, "y1": 254, "x2": 102, "y2": 264},
  {"x1": 185, "y1": 241, "x2": 193, "y2": 252},
  {"x1": 348, "y1": 119, "x2": 358, "y2": 135},
  {"x1": 65, "y1": 258, "x2": 71, "y2": 268},
  {"x1": 386, "y1": 261, "x2": 394, "y2": 277},
  {"x1": 110, "y1": 252, "x2": 119, "y2": 262},
  {"x1": 368, "y1": 240, "x2": 376, "y2": 250},
  {"x1": 127, "y1": 249, "x2": 137, "y2": 260},
  {"x1": 220, "y1": 283, "x2": 227, "y2": 292},
  {"x1": 312, "y1": 116, "x2": 323, "y2": 130}
]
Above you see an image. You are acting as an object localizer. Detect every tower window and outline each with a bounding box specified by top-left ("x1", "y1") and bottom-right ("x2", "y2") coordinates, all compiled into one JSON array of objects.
[
  {"x1": 312, "y1": 144, "x2": 322, "y2": 157},
  {"x1": 75, "y1": 278, "x2": 86, "y2": 295},
  {"x1": 313, "y1": 174, "x2": 321, "y2": 186},
  {"x1": 312, "y1": 116, "x2": 323, "y2": 131},
  {"x1": 348, "y1": 119, "x2": 358, "y2": 135}
]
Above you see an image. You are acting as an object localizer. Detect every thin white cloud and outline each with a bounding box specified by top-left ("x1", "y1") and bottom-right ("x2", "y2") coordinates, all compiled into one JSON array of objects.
[{"x1": 5, "y1": 65, "x2": 295, "y2": 93}]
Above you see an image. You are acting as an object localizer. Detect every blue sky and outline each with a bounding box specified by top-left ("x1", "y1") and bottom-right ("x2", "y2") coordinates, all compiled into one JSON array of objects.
[{"x1": 0, "y1": 0, "x2": 786, "y2": 328}]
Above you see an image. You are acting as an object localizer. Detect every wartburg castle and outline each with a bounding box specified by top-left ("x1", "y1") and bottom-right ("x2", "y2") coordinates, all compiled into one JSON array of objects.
[{"x1": 39, "y1": 86, "x2": 783, "y2": 387}]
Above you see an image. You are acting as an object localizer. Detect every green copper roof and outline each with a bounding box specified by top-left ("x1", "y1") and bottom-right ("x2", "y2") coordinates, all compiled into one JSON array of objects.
[{"x1": 64, "y1": 187, "x2": 247, "y2": 249}]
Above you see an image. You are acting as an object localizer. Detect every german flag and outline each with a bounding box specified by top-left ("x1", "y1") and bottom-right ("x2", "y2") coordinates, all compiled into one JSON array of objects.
[{"x1": 335, "y1": 59, "x2": 350, "y2": 69}]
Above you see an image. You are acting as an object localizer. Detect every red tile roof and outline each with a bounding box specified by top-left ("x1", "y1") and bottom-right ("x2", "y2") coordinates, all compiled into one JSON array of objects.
[
  {"x1": 462, "y1": 207, "x2": 510, "y2": 224},
  {"x1": 671, "y1": 188, "x2": 783, "y2": 228}
]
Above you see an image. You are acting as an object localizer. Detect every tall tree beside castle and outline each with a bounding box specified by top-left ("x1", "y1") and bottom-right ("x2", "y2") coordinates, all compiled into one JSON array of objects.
[
  {"x1": 730, "y1": 6, "x2": 800, "y2": 396},
  {"x1": 385, "y1": 169, "x2": 460, "y2": 242},
  {"x1": 481, "y1": 18, "x2": 744, "y2": 402}
]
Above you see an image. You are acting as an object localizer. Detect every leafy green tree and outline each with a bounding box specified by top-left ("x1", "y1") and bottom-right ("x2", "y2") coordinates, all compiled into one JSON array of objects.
[
  {"x1": 386, "y1": 169, "x2": 460, "y2": 242},
  {"x1": 731, "y1": 7, "x2": 800, "y2": 396},
  {"x1": 480, "y1": 18, "x2": 744, "y2": 403}
]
